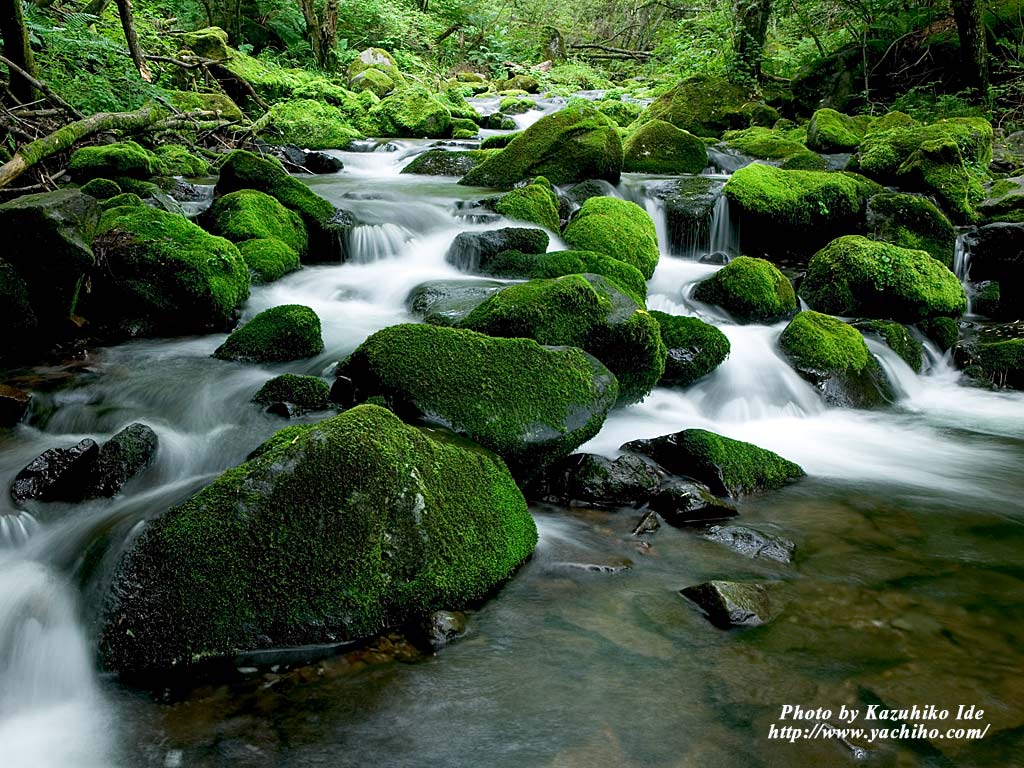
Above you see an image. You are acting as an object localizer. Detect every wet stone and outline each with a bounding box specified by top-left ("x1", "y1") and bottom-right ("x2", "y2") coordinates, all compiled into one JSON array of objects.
[
  {"x1": 649, "y1": 481, "x2": 738, "y2": 526},
  {"x1": 532, "y1": 452, "x2": 662, "y2": 508},
  {"x1": 704, "y1": 525, "x2": 795, "y2": 563},
  {"x1": 417, "y1": 610, "x2": 468, "y2": 651},
  {"x1": 680, "y1": 580, "x2": 775, "y2": 629},
  {"x1": 632, "y1": 510, "x2": 660, "y2": 536},
  {"x1": 10, "y1": 438, "x2": 99, "y2": 504}
]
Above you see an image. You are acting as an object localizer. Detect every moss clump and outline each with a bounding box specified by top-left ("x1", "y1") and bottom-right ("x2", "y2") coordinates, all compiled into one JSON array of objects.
[
  {"x1": 365, "y1": 86, "x2": 451, "y2": 138},
  {"x1": 494, "y1": 182, "x2": 560, "y2": 230},
  {"x1": 461, "y1": 102, "x2": 622, "y2": 189},
  {"x1": 649, "y1": 311, "x2": 730, "y2": 387},
  {"x1": 919, "y1": 316, "x2": 960, "y2": 351},
  {"x1": 214, "y1": 304, "x2": 323, "y2": 362},
  {"x1": 499, "y1": 96, "x2": 534, "y2": 114},
  {"x1": 693, "y1": 256, "x2": 796, "y2": 323},
  {"x1": 632, "y1": 76, "x2": 754, "y2": 138},
  {"x1": 722, "y1": 163, "x2": 882, "y2": 258},
  {"x1": 90, "y1": 206, "x2": 249, "y2": 335},
  {"x1": 100, "y1": 192, "x2": 144, "y2": 210},
  {"x1": 801, "y1": 235, "x2": 966, "y2": 322},
  {"x1": 439, "y1": 88, "x2": 481, "y2": 124},
  {"x1": 979, "y1": 176, "x2": 1024, "y2": 221},
  {"x1": 481, "y1": 133, "x2": 520, "y2": 150},
  {"x1": 596, "y1": 99, "x2": 643, "y2": 127},
  {"x1": 806, "y1": 109, "x2": 869, "y2": 152},
  {"x1": 335, "y1": 324, "x2": 619, "y2": 475},
  {"x1": 459, "y1": 274, "x2": 666, "y2": 405},
  {"x1": 401, "y1": 149, "x2": 491, "y2": 176},
  {"x1": 169, "y1": 91, "x2": 244, "y2": 122},
  {"x1": 972, "y1": 281, "x2": 1002, "y2": 319},
  {"x1": 81, "y1": 178, "x2": 122, "y2": 200},
  {"x1": 100, "y1": 404, "x2": 537, "y2": 673},
  {"x1": 450, "y1": 117, "x2": 478, "y2": 135},
  {"x1": 155, "y1": 145, "x2": 211, "y2": 177},
  {"x1": 252, "y1": 373, "x2": 331, "y2": 410},
  {"x1": 623, "y1": 120, "x2": 707, "y2": 174},
  {"x1": 265, "y1": 99, "x2": 360, "y2": 150},
  {"x1": 623, "y1": 428, "x2": 804, "y2": 497},
  {"x1": 347, "y1": 48, "x2": 406, "y2": 87},
  {"x1": 237, "y1": 238, "x2": 301, "y2": 284},
  {"x1": 956, "y1": 336, "x2": 1024, "y2": 389},
  {"x1": 480, "y1": 249, "x2": 647, "y2": 305},
  {"x1": 206, "y1": 190, "x2": 308, "y2": 255},
  {"x1": 780, "y1": 310, "x2": 891, "y2": 407},
  {"x1": 780, "y1": 150, "x2": 829, "y2": 171},
  {"x1": 854, "y1": 319, "x2": 923, "y2": 372},
  {"x1": 865, "y1": 192, "x2": 956, "y2": 267},
  {"x1": 181, "y1": 26, "x2": 230, "y2": 59},
  {"x1": 349, "y1": 67, "x2": 394, "y2": 97},
  {"x1": 721, "y1": 127, "x2": 807, "y2": 161},
  {"x1": 501, "y1": 74, "x2": 539, "y2": 93},
  {"x1": 69, "y1": 141, "x2": 160, "y2": 181},
  {"x1": 563, "y1": 196, "x2": 659, "y2": 279}
]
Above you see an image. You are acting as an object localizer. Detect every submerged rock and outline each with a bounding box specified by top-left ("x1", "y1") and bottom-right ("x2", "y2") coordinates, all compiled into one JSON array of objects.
[
  {"x1": 649, "y1": 481, "x2": 738, "y2": 526},
  {"x1": 214, "y1": 305, "x2": 324, "y2": 363},
  {"x1": 680, "y1": 580, "x2": 775, "y2": 628},
  {"x1": 704, "y1": 525, "x2": 795, "y2": 563},
  {"x1": 563, "y1": 197, "x2": 660, "y2": 279},
  {"x1": 532, "y1": 453, "x2": 662, "y2": 508},
  {"x1": 416, "y1": 610, "x2": 469, "y2": 651}
]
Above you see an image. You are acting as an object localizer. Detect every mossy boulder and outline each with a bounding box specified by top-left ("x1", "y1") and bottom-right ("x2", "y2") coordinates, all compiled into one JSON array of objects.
[
  {"x1": 721, "y1": 127, "x2": 808, "y2": 161},
  {"x1": 501, "y1": 75, "x2": 539, "y2": 93},
  {"x1": 622, "y1": 429, "x2": 804, "y2": 497},
  {"x1": 350, "y1": 68, "x2": 395, "y2": 98},
  {"x1": 237, "y1": 238, "x2": 301, "y2": 284},
  {"x1": 100, "y1": 192, "x2": 144, "y2": 210},
  {"x1": 252, "y1": 373, "x2": 331, "y2": 412},
  {"x1": 979, "y1": 176, "x2": 1024, "y2": 221},
  {"x1": 334, "y1": 324, "x2": 618, "y2": 475},
  {"x1": 214, "y1": 304, "x2": 323, "y2": 362},
  {"x1": 206, "y1": 190, "x2": 308, "y2": 255},
  {"x1": 779, "y1": 150, "x2": 829, "y2": 171},
  {"x1": 347, "y1": 48, "x2": 406, "y2": 87},
  {"x1": 459, "y1": 274, "x2": 666, "y2": 404},
  {"x1": 693, "y1": 257, "x2": 796, "y2": 323},
  {"x1": 169, "y1": 91, "x2": 244, "y2": 122},
  {"x1": 80, "y1": 178, "x2": 122, "y2": 200},
  {"x1": 800, "y1": 235, "x2": 967, "y2": 322},
  {"x1": 596, "y1": 99, "x2": 644, "y2": 128},
  {"x1": 563, "y1": 196, "x2": 659, "y2": 279},
  {"x1": 446, "y1": 227, "x2": 548, "y2": 273},
  {"x1": 649, "y1": 311, "x2": 730, "y2": 387},
  {"x1": 461, "y1": 102, "x2": 623, "y2": 189},
  {"x1": 853, "y1": 319, "x2": 923, "y2": 373},
  {"x1": 499, "y1": 96, "x2": 534, "y2": 115},
  {"x1": 366, "y1": 87, "x2": 451, "y2": 138},
  {"x1": 401, "y1": 149, "x2": 491, "y2": 176},
  {"x1": 954, "y1": 328, "x2": 1024, "y2": 389},
  {"x1": 181, "y1": 26, "x2": 230, "y2": 60},
  {"x1": 155, "y1": 145, "x2": 211, "y2": 177},
  {"x1": 971, "y1": 280, "x2": 1004, "y2": 319},
  {"x1": 494, "y1": 180, "x2": 560, "y2": 230},
  {"x1": 919, "y1": 316, "x2": 960, "y2": 352},
  {"x1": 633, "y1": 76, "x2": 754, "y2": 138},
  {"x1": 265, "y1": 99, "x2": 359, "y2": 150},
  {"x1": 69, "y1": 141, "x2": 160, "y2": 181},
  {"x1": 865, "y1": 193, "x2": 956, "y2": 267},
  {"x1": 476, "y1": 249, "x2": 647, "y2": 305},
  {"x1": 806, "y1": 109, "x2": 869, "y2": 153},
  {"x1": 722, "y1": 163, "x2": 882, "y2": 259},
  {"x1": 623, "y1": 120, "x2": 707, "y2": 174},
  {"x1": 100, "y1": 405, "x2": 536, "y2": 673},
  {"x1": 779, "y1": 310, "x2": 892, "y2": 407}
]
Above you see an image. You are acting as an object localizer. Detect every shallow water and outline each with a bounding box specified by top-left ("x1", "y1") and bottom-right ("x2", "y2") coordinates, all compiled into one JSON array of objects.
[{"x1": 1, "y1": 137, "x2": 1023, "y2": 768}]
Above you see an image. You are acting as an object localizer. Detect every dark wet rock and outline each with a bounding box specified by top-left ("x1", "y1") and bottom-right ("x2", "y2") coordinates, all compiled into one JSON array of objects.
[
  {"x1": 445, "y1": 227, "x2": 549, "y2": 272},
  {"x1": 990, "y1": 131, "x2": 1024, "y2": 174},
  {"x1": 416, "y1": 610, "x2": 468, "y2": 651},
  {"x1": 10, "y1": 438, "x2": 99, "y2": 504},
  {"x1": 704, "y1": 525, "x2": 795, "y2": 563},
  {"x1": 651, "y1": 176, "x2": 725, "y2": 256},
  {"x1": 566, "y1": 179, "x2": 616, "y2": 207},
  {"x1": 269, "y1": 145, "x2": 344, "y2": 174},
  {"x1": 953, "y1": 321, "x2": 1024, "y2": 390},
  {"x1": 632, "y1": 510, "x2": 660, "y2": 536},
  {"x1": 252, "y1": 374, "x2": 331, "y2": 416},
  {"x1": 649, "y1": 481, "x2": 738, "y2": 526},
  {"x1": 680, "y1": 580, "x2": 775, "y2": 628},
  {"x1": 85, "y1": 423, "x2": 159, "y2": 499},
  {"x1": 531, "y1": 453, "x2": 662, "y2": 508},
  {"x1": 0, "y1": 385, "x2": 31, "y2": 427},
  {"x1": 406, "y1": 278, "x2": 506, "y2": 325},
  {"x1": 966, "y1": 223, "x2": 1023, "y2": 307}
]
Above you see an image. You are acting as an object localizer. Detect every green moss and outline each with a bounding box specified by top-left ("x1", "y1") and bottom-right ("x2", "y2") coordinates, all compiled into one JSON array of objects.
[
  {"x1": 265, "y1": 99, "x2": 360, "y2": 150},
  {"x1": 206, "y1": 190, "x2": 308, "y2": 255},
  {"x1": 693, "y1": 256, "x2": 796, "y2": 323},
  {"x1": 450, "y1": 117, "x2": 478, "y2": 136},
  {"x1": 81, "y1": 178, "x2": 122, "y2": 200},
  {"x1": 69, "y1": 140, "x2": 160, "y2": 181},
  {"x1": 480, "y1": 249, "x2": 647, "y2": 305},
  {"x1": 349, "y1": 67, "x2": 394, "y2": 97},
  {"x1": 100, "y1": 405, "x2": 536, "y2": 673},
  {"x1": 113, "y1": 177, "x2": 161, "y2": 199},
  {"x1": 481, "y1": 133, "x2": 520, "y2": 150},
  {"x1": 959, "y1": 338, "x2": 1024, "y2": 388},
  {"x1": 439, "y1": 88, "x2": 481, "y2": 123},
  {"x1": 214, "y1": 304, "x2": 323, "y2": 362},
  {"x1": 494, "y1": 182, "x2": 560, "y2": 230},
  {"x1": 865, "y1": 192, "x2": 956, "y2": 267},
  {"x1": 632, "y1": 76, "x2": 754, "y2": 138},
  {"x1": 181, "y1": 26, "x2": 230, "y2": 60},
  {"x1": 501, "y1": 75, "x2": 539, "y2": 93},
  {"x1": 854, "y1": 319, "x2": 923, "y2": 372},
  {"x1": 779, "y1": 150, "x2": 829, "y2": 171},
  {"x1": 365, "y1": 86, "x2": 451, "y2": 138},
  {"x1": 216, "y1": 150, "x2": 335, "y2": 231},
  {"x1": 335, "y1": 324, "x2": 618, "y2": 474},
  {"x1": 623, "y1": 120, "x2": 707, "y2": 174},
  {"x1": 237, "y1": 238, "x2": 301, "y2": 284},
  {"x1": 800, "y1": 235, "x2": 967, "y2": 321},
  {"x1": 649, "y1": 311, "x2": 730, "y2": 386},
  {"x1": 252, "y1": 373, "x2": 330, "y2": 409},
  {"x1": 563, "y1": 196, "x2": 659, "y2": 279},
  {"x1": 100, "y1": 192, "x2": 144, "y2": 210},
  {"x1": 806, "y1": 109, "x2": 868, "y2": 152},
  {"x1": 972, "y1": 280, "x2": 1002, "y2": 318},
  {"x1": 461, "y1": 102, "x2": 622, "y2": 189},
  {"x1": 401, "y1": 149, "x2": 492, "y2": 176},
  {"x1": 153, "y1": 145, "x2": 211, "y2": 177},
  {"x1": 347, "y1": 48, "x2": 406, "y2": 87},
  {"x1": 722, "y1": 127, "x2": 807, "y2": 160},
  {"x1": 169, "y1": 91, "x2": 244, "y2": 122},
  {"x1": 459, "y1": 274, "x2": 666, "y2": 405},
  {"x1": 919, "y1": 316, "x2": 960, "y2": 351},
  {"x1": 499, "y1": 96, "x2": 534, "y2": 114},
  {"x1": 91, "y1": 207, "x2": 249, "y2": 335},
  {"x1": 596, "y1": 99, "x2": 643, "y2": 127}
]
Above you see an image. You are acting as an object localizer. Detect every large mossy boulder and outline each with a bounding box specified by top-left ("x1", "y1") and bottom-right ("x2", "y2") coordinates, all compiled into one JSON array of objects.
[
  {"x1": 214, "y1": 304, "x2": 323, "y2": 362},
  {"x1": 252, "y1": 373, "x2": 331, "y2": 413},
  {"x1": 693, "y1": 256, "x2": 796, "y2": 323},
  {"x1": 347, "y1": 48, "x2": 406, "y2": 88},
  {"x1": 563, "y1": 197, "x2": 659, "y2": 279},
  {"x1": 266, "y1": 99, "x2": 360, "y2": 150},
  {"x1": 90, "y1": 206, "x2": 250, "y2": 336},
  {"x1": 334, "y1": 324, "x2": 618, "y2": 475},
  {"x1": 69, "y1": 141, "x2": 160, "y2": 181},
  {"x1": 979, "y1": 176, "x2": 1024, "y2": 222},
  {"x1": 154, "y1": 145, "x2": 211, "y2": 177},
  {"x1": 720, "y1": 127, "x2": 808, "y2": 162},
  {"x1": 622, "y1": 428, "x2": 804, "y2": 497},
  {"x1": 476, "y1": 249, "x2": 647, "y2": 305},
  {"x1": 169, "y1": 90, "x2": 244, "y2": 122},
  {"x1": 633, "y1": 76, "x2": 755, "y2": 138},
  {"x1": 350, "y1": 68, "x2": 395, "y2": 98},
  {"x1": 460, "y1": 102, "x2": 623, "y2": 189},
  {"x1": 459, "y1": 274, "x2": 666, "y2": 405},
  {"x1": 100, "y1": 405, "x2": 536, "y2": 673},
  {"x1": 366, "y1": 86, "x2": 451, "y2": 138},
  {"x1": 800, "y1": 235, "x2": 966, "y2": 322},
  {"x1": 401, "y1": 149, "x2": 491, "y2": 176},
  {"x1": 181, "y1": 26, "x2": 230, "y2": 60},
  {"x1": 649, "y1": 311, "x2": 730, "y2": 387},
  {"x1": 779, "y1": 310, "x2": 892, "y2": 407},
  {"x1": 206, "y1": 190, "x2": 308, "y2": 255},
  {"x1": 806, "y1": 108, "x2": 869, "y2": 153},
  {"x1": 865, "y1": 192, "x2": 956, "y2": 267},
  {"x1": 494, "y1": 179, "x2": 561, "y2": 231},
  {"x1": 236, "y1": 238, "x2": 301, "y2": 284},
  {"x1": 954, "y1": 327, "x2": 1024, "y2": 390},
  {"x1": 722, "y1": 163, "x2": 881, "y2": 259},
  {"x1": 623, "y1": 120, "x2": 707, "y2": 174}
]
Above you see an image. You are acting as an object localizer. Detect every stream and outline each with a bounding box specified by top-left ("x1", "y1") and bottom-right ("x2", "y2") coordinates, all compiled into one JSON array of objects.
[{"x1": 1, "y1": 125, "x2": 1023, "y2": 767}]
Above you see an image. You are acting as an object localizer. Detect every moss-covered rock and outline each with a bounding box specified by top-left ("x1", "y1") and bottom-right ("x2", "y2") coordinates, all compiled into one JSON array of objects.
[
  {"x1": 334, "y1": 324, "x2": 618, "y2": 474},
  {"x1": 401, "y1": 149, "x2": 490, "y2": 176},
  {"x1": 347, "y1": 48, "x2": 406, "y2": 87},
  {"x1": 623, "y1": 120, "x2": 707, "y2": 174},
  {"x1": 459, "y1": 274, "x2": 666, "y2": 404},
  {"x1": 100, "y1": 404, "x2": 536, "y2": 673},
  {"x1": 693, "y1": 256, "x2": 796, "y2": 323},
  {"x1": 779, "y1": 150, "x2": 829, "y2": 171},
  {"x1": 461, "y1": 102, "x2": 622, "y2": 189},
  {"x1": 439, "y1": 88, "x2": 481, "y2": 124},
  {"x1": 979, "y1": 176, "x2": 1024, "y2": 222},
  {"x1": 480, "y1": 133, "x2": 519, "y2": 150},
  {"x1": 169, "y1": 90, "x2": 244, "y2": 122},
  {"x1": 919, "y1": 316, "x2": 960, "y2": 351},
  {"x1": 779, "y1": 310, "x2": 892, "y2": 407},
  {"x1": 100, "y1": 192, "x2": 144, "y2": 210},
  {"x1": 853, "y1": 319, "x2": 923, "y2": 373},
  {"x1": 252, "y1": 373, "x2": 331, "y2": 411},
  {"x1": 69, "y1": 141, "x2": 160, "y2": 181},
  {"x1": 406, "y1": 279, "x2": 506, "y2": 326},
  {"x1": 722, "y1": 163, "x2": 882, "y2": 259},
  {"x1": 596, "y1": 99, "x2": 644, "y2": 127},
  {"x1": 563, "y1": 196, "x2": 659, "y2": 279},
  {"x1": 500, "y1": 75, "x2": 539, "y2": 93},
  {"x1": 477, "y1": 249, "x2": 647, "y2": 305},
  {"x1": 806, "y1": 108, "x2": 869, "y2": 153},
  {"x1": 954, "y1": 328, "x2": 1024, "y2": 389},
  {"x1": 649, "y1": 311, "x2": 730, "y2": 387},
  {"x1": 181, "y1": 26, "x2": 230, "y2": 60},
  {"x1": 265, "y1": 99, "x2": 359, "y2": 150},
  {"x1": 206, "y1": 190, "x2": 308, "y2": 255},
  {"x1": 971, "y1": 280, "x2": 1003, "y2": 319},
  {"x1": 499, "y1": 96, "x2": 534, "y2": 114},
  {"x1": 865, "y1": 192, "x2": 956, "y2": 267},
  {"x1": 800, "y1": 235, "x2": 966, "y2": 322},
  {"x1": 155, "y1": 145, "x2": 211, "y2": 177},
  {"x1": 721, "y1": 127, "x2": 807, "y2": 161},
  {"x1": 236, "y1": 238, "x2": 301, "y2": 283},
  {"x1": 349, "y1": 67, "x2": 395, "y2": 97},
  {"x1": 494, "y1": 180, "x2": 560, "y2": 230},
  {"x1": 446, "y1": 227, "x2": 548, "y2": 273},
  {"x1": 633, "y1": 76, "x2": 755, "y2": 138},
  {"x1": 622, "y1": 428, "x2": 804, "y2": 497},
  {"x1": 214, "y1": 304, "x2": 323, "y2": 362},
  {"x1": 366, "y1": 86, "x2": 451, "y2": 138},
  {"x1": 80, "y1": 178, "x2": 122, "y2": 200},
  {"x1": 90, "y1": 206, "x2": 248, "y2": 336}
]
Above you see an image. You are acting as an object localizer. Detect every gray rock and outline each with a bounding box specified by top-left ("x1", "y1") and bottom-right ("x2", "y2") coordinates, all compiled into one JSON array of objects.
[
  {"x1": 406, "y1": 278, "x2": 507, "y2": 326},
  {"x1": 10, "y1": 438, "x2": 100, "y2": 504},
  {"x1": 704, "y1": 525, "x2": 795, "y2": 563},
  {"x1": 680, "y1": 580, "x2": 775, "y2": 628},
  {"x1": 445, "y1": 227, "x2": 549, "y2": 273},
  {"x1": 532, "y1": 452, "x2": 662, "y2": 508}
]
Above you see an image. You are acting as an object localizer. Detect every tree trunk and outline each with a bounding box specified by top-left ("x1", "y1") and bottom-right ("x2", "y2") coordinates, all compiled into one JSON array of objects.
[
  {"x1": 731, "y1": 0, "x2": 772, "y2": 84},
  {"x1": 0, "y1": 0, "x2": 40, "y2": 103},
  {"x1": 114, "y1": 0, "x2": 152, "y2": 82},
  {"x1": 321, "y1": 0, "x2": 338, "y2": 70},
  {"x1": 950, "y1": 0, "x2": 989, "y2": 101},
  {"x1": 84, "y1": 0, "x2": 113, "y2": 17},
  {"x1": 295, "y1": 0, "x2": 324, "y2": 68}
]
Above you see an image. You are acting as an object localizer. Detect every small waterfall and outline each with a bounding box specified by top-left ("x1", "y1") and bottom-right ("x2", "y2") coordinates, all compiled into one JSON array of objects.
[
  {"x1": 643, "y1": 195, "x2": 671, "y2": 255},
  {"x1": 176, "y1": 183, "x2": 215, "y2": 219},
  {"x1": 953, "y1": 232, "x2": 975, "y2": 314},
  {"x1": 707, "y1": 194, "x2": 739, "y2": 259},
  {"x1": 345, "y1": 222, "x2": 415, "y2": 264},
  {"x1": 0, "y1": 513, "x2": 39, "y2": 549}
]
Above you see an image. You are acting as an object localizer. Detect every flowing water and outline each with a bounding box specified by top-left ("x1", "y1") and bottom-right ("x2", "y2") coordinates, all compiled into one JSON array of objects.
[{"x1": 1, "y1": 136, "x2": 1023, "y2": 768}]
